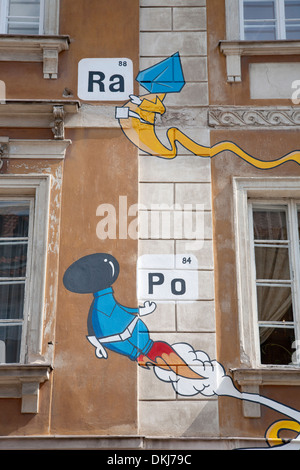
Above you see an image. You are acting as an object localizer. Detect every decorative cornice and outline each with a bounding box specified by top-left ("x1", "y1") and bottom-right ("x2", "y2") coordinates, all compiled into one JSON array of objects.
[{"x1": 208, "y1": 106, "x2": 300, "y2": 128}]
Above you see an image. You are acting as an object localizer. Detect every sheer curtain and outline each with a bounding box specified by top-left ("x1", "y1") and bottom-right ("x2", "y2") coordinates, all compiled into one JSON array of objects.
[{"x1": 253, "y1": 210, "x2": 292, "y2": 345}]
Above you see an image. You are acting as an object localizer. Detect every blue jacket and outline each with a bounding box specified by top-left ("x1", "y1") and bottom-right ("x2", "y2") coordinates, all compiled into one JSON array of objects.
[{"x1": 91, "y1": 287, "x2": 153, "y2": 361}]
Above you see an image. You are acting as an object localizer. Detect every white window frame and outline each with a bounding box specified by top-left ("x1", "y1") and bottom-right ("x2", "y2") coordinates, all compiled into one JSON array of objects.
[
  {"x1": 0, "y1": 196, "x2": 35, "y2": 364},
  {"x1": 0, "y1": 0, "x2": 45, "y2": 35},
  {"x1": 0, "y1": 139, "x2": 70, "y2": 414},
  {"x1": 233, "y1": 177, "x2": 300, "y2": 417},
  {"x1": 234, "y1": 177, "x2": 300, "y2": 369},
  {"x1": 248, "y1": 199, "x2": 300, "y2": 366},
  {"x1": 0, "y1": 175, "x2": 51, "y2": 364},
  {"x1": 240, "y1": 0, "x2": 300, "y2": 40}
]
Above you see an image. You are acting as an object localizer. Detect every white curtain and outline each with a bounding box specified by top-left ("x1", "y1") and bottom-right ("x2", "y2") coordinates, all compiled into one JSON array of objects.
[{"x1": 253, "y1": 210, "x2": 292, "y2": 344}]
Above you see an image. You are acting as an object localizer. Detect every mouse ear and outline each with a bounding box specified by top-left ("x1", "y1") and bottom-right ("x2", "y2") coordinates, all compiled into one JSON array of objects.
[{"x1": 63, "y1": 253, "x2": 119, "y2": 294}]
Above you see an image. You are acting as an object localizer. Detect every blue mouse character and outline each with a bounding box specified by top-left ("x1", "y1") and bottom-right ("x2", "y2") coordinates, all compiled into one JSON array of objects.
[
  {"x1": 63, "y1": 253, "x2": 203, "y2": 380},
  {"x1": 63, "y1": 253, "x2": 156, "y2": 361}
]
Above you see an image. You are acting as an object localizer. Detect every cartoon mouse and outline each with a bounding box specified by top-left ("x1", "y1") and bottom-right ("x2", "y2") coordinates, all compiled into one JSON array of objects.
[{"x1": 63, "y1": 253, "x2": 203, "y2": 379}]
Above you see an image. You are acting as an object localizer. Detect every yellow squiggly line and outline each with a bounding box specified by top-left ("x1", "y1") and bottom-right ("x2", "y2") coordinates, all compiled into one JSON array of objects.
[
  {"x1": 265, "y1": 420, "x2": 300, "y2": 447},
  {"x1": 156, "y1": 127, "x2": 300, "y2": 170},
  {"x1": 118, "y1": 94, "x2": 300, "y2": 170}
]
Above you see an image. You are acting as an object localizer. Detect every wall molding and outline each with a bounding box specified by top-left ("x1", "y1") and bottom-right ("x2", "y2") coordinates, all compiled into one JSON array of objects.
[
  {"x1": 219, "y1": 40, "x2": 300, "y2": 82},
  {"x1": 232, "y1": 368, "x2": 300, "y2": 418},
  {"x1": 0, "y1": 434, "x2": 274, "y2": 450},
  {"x1": 0, "y1": 35, "x2": 70, "y2": 79},
  {"x1": 0, "y1": 100, "x2": 79, "y2": 137},
  {"x1": 208, "y1": 106, "x2": 300, "y2": 128},
  {"x1": 0, "y1": 364, "x2": 51, "y2": 414},
  {"x1": 5, "y1": 138, "x2": 71, "y2": 159}
]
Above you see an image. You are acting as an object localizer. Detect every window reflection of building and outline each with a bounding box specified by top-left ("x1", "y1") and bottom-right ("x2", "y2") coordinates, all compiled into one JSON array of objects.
[
  {"x1": 0, "y1": 201, "x2": 30, "y2": 363},
  {"x1": 240, "y1": 0, "x2": 300, "y2": 40}
]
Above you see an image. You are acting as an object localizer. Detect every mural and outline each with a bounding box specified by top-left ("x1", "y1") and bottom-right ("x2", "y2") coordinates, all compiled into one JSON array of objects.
[
  {"x1": 65, "y1": 53, "x2": 300, "y2": 449},
  {"x1": 115, "y1": 52, "x2": 300, "y2": 169},
  {"x1": 64, "y1": 252, "x2": 300, "y2": 450},
  {"x1": 63, "y1": 253, "x2": 204, "y2": 380},
  {"x1": 119, "y1": 52, "x2": 300, "y2": 449}
]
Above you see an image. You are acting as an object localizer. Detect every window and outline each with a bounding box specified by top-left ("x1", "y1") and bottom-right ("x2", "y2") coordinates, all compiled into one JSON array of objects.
[
  {"x1": 0, "y1": 199, "x2": 33, "y2": 363},
  {"x1": 0, "y1": 174, "x2": 52, "y2": 369},
  {"x1": 240, "y1": 0, "x2": 300, "y2": 40},
  {"x1": 234, "y1": 177, "x2": 300, "y2": 369},
  {"x1": 233, "y1": 179, "x2": 300, "y2": 416},
  {"x1": 221, "y1": 0, "x2": 300, "y2": 81},
  {"x1": 0, "y1": 0, "x2": 68, "y2": 79},
  {"x1": 249, "y1": 202, "x2": 300, "y2": 366},
  {"x1": 0, "y1": 141, "x2": 70, "y2": 414},
  {"x1": 0, "y1": 0, "x2": 44, "y2": 35}
]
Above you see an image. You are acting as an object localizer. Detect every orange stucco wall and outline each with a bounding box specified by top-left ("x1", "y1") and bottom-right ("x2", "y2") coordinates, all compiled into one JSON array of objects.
[{"x1": 0, "y1": 0, "x2": 140, "y2": 436}]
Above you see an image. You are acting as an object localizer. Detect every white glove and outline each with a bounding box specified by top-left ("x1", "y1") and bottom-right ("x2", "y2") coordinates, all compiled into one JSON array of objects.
[
  {"x1": 86, "y1": 336, "x2": 108, "y2": 359},
  {"x1": 129, "y1": 94, "x2": 142, "y2": 105},
  {"x1": 139, "y1": 301, "x2": 156, "y2": 316}
]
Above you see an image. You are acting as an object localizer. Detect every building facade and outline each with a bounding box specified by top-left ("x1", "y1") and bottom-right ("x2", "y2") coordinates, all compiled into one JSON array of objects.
[{"x1": 0, "y1": 0, "x2": 300, "y2": 450}]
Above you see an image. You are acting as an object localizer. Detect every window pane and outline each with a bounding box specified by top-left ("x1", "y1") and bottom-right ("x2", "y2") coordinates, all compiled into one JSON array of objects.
[
  {"x1": 285, "y1": 0, "x2": 300, "y2": 19},
  {"x1": 253, "y1": 209, "x2": 287, "y2": 240},
  {"x1": 0, "y1": 202, "x2": 29, "y2": 238},
  {"x1": 8, "y1": 0, "x2": 41, "y2": 34},
  {"x1": 257, "y1": 285, "x2": 293, "y2": 322},
  {"x1": 0, "y1": 324, "x2": 22, "y2": 363},
  {"x1": 0, "y1": 242, "x2": 28, "y2": 277},
  {"x1": 255, "y1": 246, "x2": 290, "y2": 280},
  {"x1": 259, "y1": 326, "x2": 295, "y2": 365},
  {"x1": 9, "y1": 0, "x2": 41, "y2": 17},
  {"x1": 244, "y1": 25, "x2": 277, "y2": 39},
  {"x1": 286, "y1": 23, "x2": 300, "y2": 38},
  {"x1": 0, "y1": 282, "x2": 25, "y2": 319},
  {"x1": 244, "y1": 1, "x2": 276, "y2": 20},
  {"x1": 7, "y1": 24, "x2": 39, "y2": 34}
]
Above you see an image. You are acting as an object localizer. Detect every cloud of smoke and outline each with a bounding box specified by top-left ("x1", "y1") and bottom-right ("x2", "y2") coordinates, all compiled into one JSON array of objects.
[
  {"x1": 153, "y1": 342, "x2": 300, "y2": 450},
  {"x1": 153, "y1": 342, "x2": 236, "y2": 397}
]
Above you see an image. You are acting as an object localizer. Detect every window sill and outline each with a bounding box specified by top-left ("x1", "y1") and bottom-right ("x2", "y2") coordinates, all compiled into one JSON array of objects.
[
  {"x1": 231, "y1": 367, "x2": 300, "y2": 418},
  {"x1": 219, "y1": 40, "x2": 300, "y2": 82},
  {"x1": 0, "y1": 363, "x2": 52, "y2": 414},
  {"x1": 0, "y1": 34, "x2": 70, "y2": 79}
]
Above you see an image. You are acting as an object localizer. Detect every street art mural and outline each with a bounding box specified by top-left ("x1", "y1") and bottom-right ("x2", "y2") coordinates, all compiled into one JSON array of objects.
[
  {"x1": 115, "y1": 52, "x2": 300, "y2": 168},
  {"x1": 65, "y1": 53, "x2": 300, "y2": 449},
  {"x1": 64, "y1": 252, "x2": 300, "y2": 450}
]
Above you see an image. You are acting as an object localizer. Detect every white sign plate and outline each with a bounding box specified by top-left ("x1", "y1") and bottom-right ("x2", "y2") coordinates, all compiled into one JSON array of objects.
[
  {"x1": 137, "y1": 254, "x2": 198, "y2": 301},
  {"x1": 78, "y1": 58, "x2": 133, "y2": 101}
]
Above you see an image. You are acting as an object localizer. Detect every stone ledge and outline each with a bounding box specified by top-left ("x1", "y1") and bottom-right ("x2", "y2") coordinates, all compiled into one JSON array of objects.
[
  {"x1": 0, "y1": 35, "x2": 70, "y2": 79},
  {"x1": 0, "y1": 100, "x2": 79, "y2": 138},
  {"x1": 0, "y1": 363, "x2": 51, "y2": 414},
  {"x1": 0, "y1": 435, "x2": 271, "y2": 450},
  {"x1": 219, "y1": 40, "x2": 300, "y2": 82},
  {"x1": 4, "y1": 138, "x2": 72, "y2": 159},
  {"x1": 231, "y1": 367, "x2": 300, "y2": 418}
]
